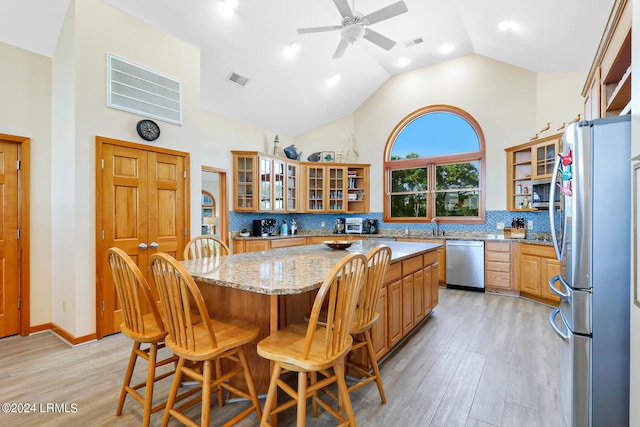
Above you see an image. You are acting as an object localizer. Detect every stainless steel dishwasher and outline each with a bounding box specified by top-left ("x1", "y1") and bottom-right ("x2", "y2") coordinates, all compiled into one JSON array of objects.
[{"x1": 446, "y1": 240, "x2": 485, "y2": 291}]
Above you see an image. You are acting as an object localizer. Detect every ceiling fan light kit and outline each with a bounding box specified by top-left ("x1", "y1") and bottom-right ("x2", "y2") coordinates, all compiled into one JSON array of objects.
[{"x1": 296, "y1": 0, "x2": 408, "y2": 59}]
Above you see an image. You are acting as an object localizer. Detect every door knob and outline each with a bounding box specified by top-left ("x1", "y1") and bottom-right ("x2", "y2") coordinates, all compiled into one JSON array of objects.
[
  {"x1": 149, "y1": 242, "x2": 159, "y2": 249},
  {"x1": 138, "y1": 243, "x2": 148, "y2": 249}
]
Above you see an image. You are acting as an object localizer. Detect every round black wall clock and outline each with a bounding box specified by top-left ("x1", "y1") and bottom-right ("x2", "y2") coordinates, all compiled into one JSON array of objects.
[{"x1": 136, "y1": 119, "x2": 160, "y2": 141}]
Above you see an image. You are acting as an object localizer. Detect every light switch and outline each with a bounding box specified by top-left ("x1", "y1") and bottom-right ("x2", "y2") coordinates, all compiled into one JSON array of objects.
[
  {"x1": 496, "y1": 222, "x2": 505, "y2": 230},
  {"x1": 527, "y1": 220, "x2": 533, "y2": 230}
]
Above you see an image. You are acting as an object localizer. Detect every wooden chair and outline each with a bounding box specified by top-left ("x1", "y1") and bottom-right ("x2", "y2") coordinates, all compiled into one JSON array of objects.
[
  {"x1": 346, "y1": 245, "x2": 392, "y2": 403},
  {"x1": 257, "y1": 252, "x2": 368, "y2": 427},
  {"x1": 183, "y1": 235, "x2": 229, "y2": 260},
  {"x1": 107, "y1": 247, "x2": 178, "y2": 427},
  {"x1": 150, "y1": 252, "x2": 261, "y2": 427}
]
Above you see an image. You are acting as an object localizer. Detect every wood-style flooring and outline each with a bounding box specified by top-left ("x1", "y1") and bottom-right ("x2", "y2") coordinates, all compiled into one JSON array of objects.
[{"x1": 0, "y1": 288, "x2": 563, "y2": 426}]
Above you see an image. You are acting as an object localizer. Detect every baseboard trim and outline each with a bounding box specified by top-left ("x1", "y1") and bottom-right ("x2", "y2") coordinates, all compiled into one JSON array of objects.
[{"x1": 29, "y1": 323, "x2": 97, "y2": 346}]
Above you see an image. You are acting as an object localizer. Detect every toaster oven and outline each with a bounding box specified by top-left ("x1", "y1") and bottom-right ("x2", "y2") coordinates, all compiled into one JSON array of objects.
[{"x1": 345, "y1": 217, "x2": 364, "y2": 234}]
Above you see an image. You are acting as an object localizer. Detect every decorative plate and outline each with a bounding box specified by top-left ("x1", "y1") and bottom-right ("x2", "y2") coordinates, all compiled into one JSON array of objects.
[{"x1": 323, "y1": 240, "x2": 352, "y2": 250}]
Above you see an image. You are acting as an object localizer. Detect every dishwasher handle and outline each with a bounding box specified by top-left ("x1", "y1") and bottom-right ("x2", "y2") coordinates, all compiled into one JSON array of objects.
[{"x1": 446, "y1": 241, "x2": 484, "y2": 247}]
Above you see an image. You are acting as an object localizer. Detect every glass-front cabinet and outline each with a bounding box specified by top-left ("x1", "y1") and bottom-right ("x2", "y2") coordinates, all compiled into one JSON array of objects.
[
  {"x1": 232, "y1": 151, "x2": 299, "y2": 212},
  {"x1": 302, "y1": 163, "x2": 369, "y2": 213},
  {"x1": 306, "y1": 165, "x2": 325, "y2": 212}
]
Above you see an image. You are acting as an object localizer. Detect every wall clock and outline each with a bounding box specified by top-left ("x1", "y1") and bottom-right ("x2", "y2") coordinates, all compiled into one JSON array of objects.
[{"x1": 136, "y1": 119, "x2": 160, "y2": 141}]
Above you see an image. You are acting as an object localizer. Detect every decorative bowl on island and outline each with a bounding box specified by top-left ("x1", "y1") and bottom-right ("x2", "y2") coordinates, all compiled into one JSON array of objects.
[{"x1": 323, "y1": 240, "x2": 352, "y2": 250}]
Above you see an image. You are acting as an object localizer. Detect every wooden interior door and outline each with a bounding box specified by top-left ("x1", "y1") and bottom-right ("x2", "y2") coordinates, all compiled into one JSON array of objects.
[
  {"x1": 97, "y1": 137, "x2": 188, "y2": 337},
  {"x1": 0, "y1": 142, "x2": 20, "y2": 337}
]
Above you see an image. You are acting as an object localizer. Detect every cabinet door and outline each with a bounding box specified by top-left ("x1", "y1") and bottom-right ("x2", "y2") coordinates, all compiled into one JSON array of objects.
[
  {"x1": 245, "y1": 240, "x2": 270, "y2": 253},
  {"x1": 273, "y1": 158, "x2": 285, "y2": 212},
  {"x1": 286, "y1": 162, "x2": 298, "y2": 212},
  {"x1": 423, "y1": 265, "x2": 432, "y2": 315},
  {"x1": 326, "y1": 166, "x2": 346, "y2": 212},
  {"x1": 532, "y1": 140, "x2": 558, "y2": 179},
  {"x1": 413, "y1": 269, "x2": 424, "y2": 324},
  {"x1": 520, "y1": 254, "x2": 541, "y2": 295},
  {"x1": 259, "y1": 156, "x2": 272, "y2": 211},
  {"x1": 387, "y1": 280, "x2": 403, "y2": 348},
  {"x1": 371, "y1": 286, "x2": 388, "y2": 360},
  {"x1": 306, "y1": 165, "x2": 325, "y2": 212},
  {"x1": 431, "y1": 262, "x2": 439, "y2": 307},
  {"x1": 540, "y1": 257, "x2": 561, "y2": 304},
  {"x1": 233, "y1": 155, "x2": 255, "y2": 211},
  {"x1": 402, "y1": 275, "x2": 414, "y2": 335},
  {"x1": 437, "y1": 246, "x2": 446, "y2": 283}
]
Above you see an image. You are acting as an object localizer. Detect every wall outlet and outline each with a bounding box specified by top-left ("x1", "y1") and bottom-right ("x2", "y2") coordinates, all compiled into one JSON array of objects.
[
  {"x1": 527, "y1": 220, "x2": 533, "y2": 230},
  {"x1": 320, "y1": 221, "x2": 325, "y2": 228},
  {"x1": 496, "y1": 222, "x2": 505, "y2": 230}
]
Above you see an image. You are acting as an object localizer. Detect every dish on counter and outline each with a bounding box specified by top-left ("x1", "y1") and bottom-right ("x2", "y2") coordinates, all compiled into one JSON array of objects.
[{"x1": 323, "y1": 240, "x2": 352, "y2": 250}]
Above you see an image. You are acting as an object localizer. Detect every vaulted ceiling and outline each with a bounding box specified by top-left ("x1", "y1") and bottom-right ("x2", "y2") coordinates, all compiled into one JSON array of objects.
[{"x1": 0, "y1": 0, "x2": 614, "y2": 136}]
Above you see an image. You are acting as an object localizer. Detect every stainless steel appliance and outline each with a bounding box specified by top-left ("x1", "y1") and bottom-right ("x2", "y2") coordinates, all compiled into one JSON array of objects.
[
  {"x1": 445, "y1": 240, "x2": 485, "y2": 291},
  {"x1": 334, "y1": 218, "x2": 345, "y2": 234},
  {"x1": 530, "y1": 178, "x2": 560, "y2": 208},
  {"x1": 548, "y1": 116, "x2": 630, "y2": 427},
  {"x1": 253, "y1": 218, "x2": 277, "y2": 237},
  {"x1": 345, "y1": 217, "x2": 364, "y2": 234}
]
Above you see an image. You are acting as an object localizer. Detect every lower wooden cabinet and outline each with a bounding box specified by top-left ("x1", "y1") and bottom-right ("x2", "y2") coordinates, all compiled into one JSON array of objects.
[
  {"x1": 234, "y1": 235, "x2": 362, "y2": 253},
  {"x1": 485, "y1": 241, "x2": 517, "y2": 295},
  {"x1": 518, "y1": 243, "x2": 560, "y2": 305}
]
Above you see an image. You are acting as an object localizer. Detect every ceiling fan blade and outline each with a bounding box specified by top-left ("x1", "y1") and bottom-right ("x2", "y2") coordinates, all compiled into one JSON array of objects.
[
  {"x1": 362, "y1": 29, "x2": 396, "y2": 50},
  {"x1": 333, "y1": 38, "x2": 349, "y2": 59},
  {"x1": 297, "y1": 25, "x2": 342, "y2": 34},
  {"x1": 363, "y1": 1, "x2": 408, "y2": 25},
  {"x1": 333, "y1": 0, "x2": 353, "y2": 19}
]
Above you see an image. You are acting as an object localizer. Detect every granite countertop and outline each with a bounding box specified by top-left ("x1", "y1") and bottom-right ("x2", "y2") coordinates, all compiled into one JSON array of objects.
[
  {"x1": 232, "y1": 229, "x2": 554, "y2": 246},
  {"x1": 181, "y1": 240, "x2": 440, "y2": 295}
]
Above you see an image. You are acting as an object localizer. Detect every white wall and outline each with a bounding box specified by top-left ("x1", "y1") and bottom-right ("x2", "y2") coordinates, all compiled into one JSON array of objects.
[
  {"x1": 295, "y1": 55, "x2": 585, "y2": 212},
  {"x1": 0, "y1": 42, "x2": 53, "y2": 327}
]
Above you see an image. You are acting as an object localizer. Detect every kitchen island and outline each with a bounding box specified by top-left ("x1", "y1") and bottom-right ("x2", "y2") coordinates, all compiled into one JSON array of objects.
[{"x1": 181, "y1": 239, "x2": 441, "y2": 394}]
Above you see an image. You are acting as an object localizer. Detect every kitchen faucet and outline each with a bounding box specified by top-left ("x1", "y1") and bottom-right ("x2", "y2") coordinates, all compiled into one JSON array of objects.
[{"x1": 431, "y1": 218, "x2": 440, "y2": 236}]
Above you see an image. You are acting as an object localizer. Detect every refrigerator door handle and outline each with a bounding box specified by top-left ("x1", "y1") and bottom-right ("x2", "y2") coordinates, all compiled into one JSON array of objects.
[
  {"x1": 549, "y1": 154, "x2": 562, "y2": 261},
  {"x1": 549, "y1": 274, "x2": 569, "y2": 300},
  {"x1": 549, "y1": 307, "x2": 570, "y2": 342}
]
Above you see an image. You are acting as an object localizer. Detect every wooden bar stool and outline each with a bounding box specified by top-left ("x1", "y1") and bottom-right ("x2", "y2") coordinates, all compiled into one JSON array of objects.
[
  {"x1": 107, "y1": 247, "x2": 178, "y2": 427},
  {"x1": 345, "y1": 245, "x2": 391, "y2": 403},
  {"x1": 150, "y1": 252, "x2": 262, "y2": 427},
  {"x1": 183, "y1": 235, "x2": 229, "y2": 260},
  {"x1": 257, "y1": 252, "x2": 368, "y2": 427}
]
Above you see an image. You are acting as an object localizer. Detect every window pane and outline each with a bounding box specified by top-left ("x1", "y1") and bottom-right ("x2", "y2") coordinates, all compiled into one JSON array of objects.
[
  {"x1": 435, "y1": 190, "x2": 479, "y2": 217},
  {"x1": 391, "y1": 168, "x2": 428, "y2": 192},
  {"x1": 391, "y1": 194, "x2": 427, "y2": 217},
  {"x1": 435, "y1": 162, "x2": 480, "y2": 190},
  {"x1": 391, "y1": 112, "x2": 480, "y2": 159}
]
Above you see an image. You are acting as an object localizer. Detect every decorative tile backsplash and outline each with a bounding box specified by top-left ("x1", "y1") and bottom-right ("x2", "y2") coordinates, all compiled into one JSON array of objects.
[{"x1": 229, "y1": 210, "x2": 554, "y2": 234}]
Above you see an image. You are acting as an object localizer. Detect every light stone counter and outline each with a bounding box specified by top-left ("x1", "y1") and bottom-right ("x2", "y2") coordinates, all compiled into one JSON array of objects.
[{"x1": 182, "y1": 240, "x2": 441, "y2": 295}]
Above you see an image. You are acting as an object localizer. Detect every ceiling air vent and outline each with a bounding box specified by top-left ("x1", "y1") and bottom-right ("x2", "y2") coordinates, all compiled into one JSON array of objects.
[
  {"x1": 227, "y1": 72, "x2": 249, "y2": 87},
  {"x1": 107, "y1": 53, "x2": 182, "y2": 125},
  {"x1": 403, "y1": 37, "x2": 424, "y2": 47}
]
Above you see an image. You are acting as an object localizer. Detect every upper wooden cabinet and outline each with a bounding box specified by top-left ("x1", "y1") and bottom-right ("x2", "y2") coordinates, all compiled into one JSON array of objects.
[
  {"x1": 232, "y1": 151, "x2": 298, "y2": 213},
  {"x1": 583, "y1": 0, "x2": 631, "y2": 119},
  {"x1": 301, "y1": 162, "x2": 370, "y2": 214},
  {"x1": 504, "y1": 133, "x2": 561, "y2": 211}
]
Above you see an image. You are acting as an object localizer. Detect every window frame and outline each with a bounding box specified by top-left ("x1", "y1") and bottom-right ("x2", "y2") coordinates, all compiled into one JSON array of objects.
[{"x1": 383, "y1": 104, "x2": 486, "y2": 224}]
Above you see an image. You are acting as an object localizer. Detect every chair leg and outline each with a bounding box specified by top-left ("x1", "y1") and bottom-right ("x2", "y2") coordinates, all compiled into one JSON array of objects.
[
  {"x1": 297, "y1": 371, "x2": 307, "y2": 427},
  {"x1": 364, "y1": 329, "x2": 386, "y2": 404},
  {"x1": 162, "y1": 357, "x2": 185, "y2": 427},
  {"x1": 215, "y1": 358, "x2": 224, "y2": 408},
  {"x1": 238, "y1": 346, "x2": 262, "y2": 421},
  {"x1": 201, "y1": 360, "x2": 212, "y2": 427},
  {"x1": 142, "y1": 342, "x2": 158, "y2": 427},
  {"x1": 117, "y1": 341, "x2": 140, "y2": 416},
  {"x1": 310, "y1": 371, "x2": 319, "y2": 417},
  {"x1": 335, "y1": 358, "x2": 356, "y2": 426},
  {"x1": 261, "y1": 364, "x2": 282, "y2": 427}
]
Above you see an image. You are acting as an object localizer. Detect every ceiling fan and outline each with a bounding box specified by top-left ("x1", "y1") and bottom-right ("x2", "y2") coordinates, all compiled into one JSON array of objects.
[{"x1": 297, "y1": 0, "x2": 408, "y2": 59}]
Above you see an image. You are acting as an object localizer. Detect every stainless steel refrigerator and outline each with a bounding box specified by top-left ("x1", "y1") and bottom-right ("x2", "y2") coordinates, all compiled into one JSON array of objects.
[{"x1": 548, "y1": 115, "x2": 630, "y2": 427}]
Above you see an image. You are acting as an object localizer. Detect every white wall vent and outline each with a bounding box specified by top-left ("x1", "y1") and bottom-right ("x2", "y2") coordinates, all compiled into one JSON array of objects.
[
  {"x1": 403, "y1": 37, "x2": 424, "y2": 47},
  {"x1": 107, "y1": 53, "x2": 182, "y2": 125},
  {"x1": 227, "y1": 72, "x2": 249, "y2": 87}
]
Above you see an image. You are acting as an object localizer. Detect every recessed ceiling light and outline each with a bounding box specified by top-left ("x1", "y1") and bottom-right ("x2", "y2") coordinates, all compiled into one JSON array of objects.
[
  {"x1": 218, "y1": 0, "x2": 238, "y2": 14},
  {"x1": 327, "y1": 74, "x2": 341, "y2": 86},
  {"x1": 438, "y1": 43, "x2": 455, "y2": 55},
  {"x1": 396, "y1": 57, "x2": 410, "y2": 67},
  {"x1": 224, "y1": 0, "x2": 238, "y2": 9},
  {"x1": 498, "y1": 20, "x2": 517, "y2": 31},
  {"x1": 284, "y1": 41, "x2": 301, "y2": 58}
]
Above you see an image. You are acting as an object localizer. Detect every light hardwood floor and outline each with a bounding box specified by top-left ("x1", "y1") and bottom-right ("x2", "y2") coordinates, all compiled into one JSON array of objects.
[{"x1": 0, "y1": 288, "x2": 563, "y2": 426}]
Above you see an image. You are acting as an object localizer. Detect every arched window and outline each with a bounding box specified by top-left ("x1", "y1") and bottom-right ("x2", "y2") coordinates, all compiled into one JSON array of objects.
[{"x1": 383, "y1": 105, "x2": 486, "y2": 223}]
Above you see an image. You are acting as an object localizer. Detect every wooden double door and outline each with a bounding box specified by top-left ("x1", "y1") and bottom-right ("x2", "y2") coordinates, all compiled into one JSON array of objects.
[{"x1": 96, "y1": 137, "x2": 189, "y2": 337}]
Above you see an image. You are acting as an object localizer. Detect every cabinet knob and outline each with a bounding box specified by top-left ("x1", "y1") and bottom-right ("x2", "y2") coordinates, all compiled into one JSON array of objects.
[{"x1": 138, "y1": 243, "x2": 148, "y2": 249}]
